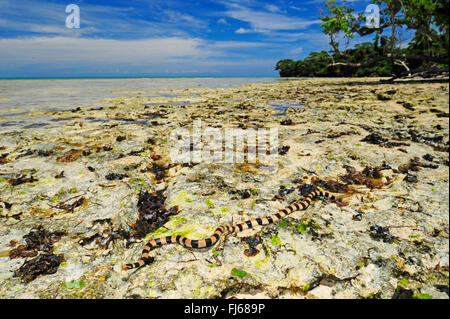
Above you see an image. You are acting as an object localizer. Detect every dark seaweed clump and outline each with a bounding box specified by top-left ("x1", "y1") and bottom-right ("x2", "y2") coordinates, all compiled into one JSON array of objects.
[
  {"x1": 79, "y1": 219, "x2": 130, "y2": 249},
  {"x1": 130, "y1": 191, "x2": 179, "y2": 240},
  {"x1": 8, "y1": 225, "x2": 66, "y2": 283},
  {"x1": 396, "y1": 157, "x2": 439, "y2": 174},
  {"x1": 298, "y1": 183, "x2": 318, "y2": 196},
  {"x1": 140, "y1": 162, "x2": 176, "y2": 181},
  {"x1": 9, "y1": 225, "x2": 66, "y2": 259},
  {"x1": 278, "y1": 145, "x2": 290, "y2": 155},
  {"x1": 13, "y1": 253, "x2": 64, "y2": 283},
  {"x1": 8, "y1": 174, "x2": 39, "y2": 186},
  {"x1": 105, "y1": 173, "x2": 129, "y2": 180},
  {"x1": 361, "y1": 133, "x2": 410, "y2": 148},
  {"x1": 242, "y1": 235, "x2": 263, "y2": 257},
  {"x1": 369, "y1": 225, "x2": 396, "y2": 243},
  {"x1": 278, "y1": 185, "x2": 294, "y2": 197},
  {"x1": 309, "y1": 163, "x2": 392, "y2": 193},
  {"x1": 280, "y1": 119, "x2": 293, "y2": 125},
  {"x1": 237, "y1": 189, "x2": 251, "y2": 199}
]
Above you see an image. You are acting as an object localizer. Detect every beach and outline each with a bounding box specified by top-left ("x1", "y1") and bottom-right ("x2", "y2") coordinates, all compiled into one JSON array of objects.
[{"x1": 0, "y1": 77, "x2": 448, "y2": 299}]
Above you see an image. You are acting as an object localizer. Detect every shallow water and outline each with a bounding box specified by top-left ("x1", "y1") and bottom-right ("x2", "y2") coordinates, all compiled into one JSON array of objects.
[
  {"x1": 270, "y1": 102, "x2": 304, "y2": 115},
  {"x1": 0, "y1": 77, "x2": 279, "y2": 132}
]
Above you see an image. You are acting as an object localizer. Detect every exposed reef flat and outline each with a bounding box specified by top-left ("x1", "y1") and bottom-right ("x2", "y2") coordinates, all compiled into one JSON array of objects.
[{"x1": 0, "y1": 77, "x2": 448, "y2": 299}]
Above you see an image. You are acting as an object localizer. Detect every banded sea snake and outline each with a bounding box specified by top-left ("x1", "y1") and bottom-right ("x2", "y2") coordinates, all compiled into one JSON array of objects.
[{"x1": 123, "y1": 188, "x2": 335, "y2": 270}]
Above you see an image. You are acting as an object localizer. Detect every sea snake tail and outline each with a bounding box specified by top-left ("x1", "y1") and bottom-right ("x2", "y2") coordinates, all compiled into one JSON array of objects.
[{"x1": 122, "y1": 188, "x2": 335, "y2": 270}]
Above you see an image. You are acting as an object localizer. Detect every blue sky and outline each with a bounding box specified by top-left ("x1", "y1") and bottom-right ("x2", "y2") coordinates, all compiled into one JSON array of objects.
[{"x1": 0, "y1": 0, "x2": 377, "y2": 77}]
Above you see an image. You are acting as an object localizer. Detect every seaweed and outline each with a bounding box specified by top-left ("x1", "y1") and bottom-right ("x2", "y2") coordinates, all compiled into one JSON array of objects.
[
  {"x1": 369, "y1": 225, "x2": 396, "y2": 243},
  {"x1": 50, "y1": 196, "x2": 86, "y2": 214},
  {"x1": 278, "y1": 185, "x2": 294, "y2": 197},
  {"x1": 327, "y1": 131, "x2": 353, "y2": 139},
  {"x1": 15, "y1": 149, "x2": 34, "y2": 159},
  {"x1": 1, "y1": 201, "x2": 12, "y2": 210},
  {"x1": 9, "y1": 225, "x2": 66, "y2": 259},
  {"x1": 278, "y1": 145, "x2": 290, "y2": 155},
  {"x1": 56, "y1": 149, "x2": 84, "y2": 162},
  {"x1": 361, "y1": 133, "x2": 410, "y2": 148},
  {"x1": 398, "y1": 101, "x2": 415, "y2": 111},
  {"x1": 54, "y1": 171, "x2": 65, "y2": 179},
  {"x1": 145, "y1": 162, "x2": 176, "y2": 181},
  {"x1": 129, "y1": 191, "x2": 179, "y2": 240},
  {"x1": 237, "y1": 189, "x2": 251, "y2": 199},
  {"x1": 151, "y1": 163, "x2": 170, "y2": 180},
  {"x1": 404, "y1": 174, "x2": 418, "y2": 183},
  {"x1": 310, "y1": 177, "x2": 349, "y2": 193},
  {"x1": 105, "y1": 173, "x2": 129, "y2": 180},
  {"x1": 8, "y1": 174, "x2": 38, "y2": 186},
  {"x1": 298, "y1": 183, "x2": 320, "y2": 196},
  {"x1": 338, "y1": 163, "x2": 392, "y2": 189},
  {"x1": 297, "y1": 163, "x2": 392, "y2": 207},
  {"x1": 422, "y1": 154, "x2": 434, "y2": 162},
  {"x1": 242, "y1": 235, "x2": 263, "y2": 257},
  {"x1": 397, "y1": 157, "x2": 439, "y2": 174},
  {"x1": 376, "y1": 93, "x2": 391, "y2": 101},
  {"x1": 13, "y1": 253, "x2": 64, "y2": 283},
  {"x1": 0, "y1": 153, "x2": 9, "y2": 164},
  {"x1": 98, "y1": 144, "x2": 112, "y2": 152}
]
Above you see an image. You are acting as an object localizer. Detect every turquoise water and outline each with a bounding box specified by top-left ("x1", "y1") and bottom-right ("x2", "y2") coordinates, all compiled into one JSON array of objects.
[{"x1": 0, "y1": 77, "x2": 279, "y2": 132}]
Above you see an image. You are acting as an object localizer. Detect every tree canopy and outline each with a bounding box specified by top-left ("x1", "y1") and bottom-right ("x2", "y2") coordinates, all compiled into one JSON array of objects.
[{"x1": 276, "y1": 0, "x2": 449, "y2": 78}]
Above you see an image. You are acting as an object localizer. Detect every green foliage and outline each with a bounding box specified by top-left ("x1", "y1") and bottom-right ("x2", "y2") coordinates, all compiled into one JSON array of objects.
[
  {"x1": 63, "y1": 279, "x2": 85, "y2": 289},
  {"x1": 276, "y1": 0, "x2": 448, "y2": 78},
  {"x1": 277, "y1": 220, "x2": 289, "y2": 228},
  {"x1": 276, "y1": 41, "x2": 407, "y2": 77},
  {"x1": 205, "y1": 198, "x2": 215, "y2": 208},
  {"x1": 297, "y1": 222, "x2": 308, "y2": 234},
  {"x1": 231, "y1": 267, "x2": 247, "y2": 278},
  {"x1": 270, "y1": 235, "x2": 282, "y2": 245}
]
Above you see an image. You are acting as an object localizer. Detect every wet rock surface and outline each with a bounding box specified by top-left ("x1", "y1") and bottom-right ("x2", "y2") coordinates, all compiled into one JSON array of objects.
[{"x1": 0, "y1": 77, "x2": 448, "y2": 299}]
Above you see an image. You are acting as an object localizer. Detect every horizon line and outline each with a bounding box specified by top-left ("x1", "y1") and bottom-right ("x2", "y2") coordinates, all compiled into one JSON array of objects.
[{"x1": 0, "y1": 75, "x2": 280, "y2": 80}]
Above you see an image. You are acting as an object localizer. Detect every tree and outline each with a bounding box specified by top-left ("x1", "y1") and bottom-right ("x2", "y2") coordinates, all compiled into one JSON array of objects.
[
  {"x1": 275, "y1": 59, "x2": 297, "y2": 77},
  {"x1": 319, "y1": 0, "x2": 449, "y2": 77}
]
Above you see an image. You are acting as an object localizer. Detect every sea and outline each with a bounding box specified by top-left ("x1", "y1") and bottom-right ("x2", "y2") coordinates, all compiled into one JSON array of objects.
[{"x1": 0, "y1": 77, "x2": 280, "y2": 133}]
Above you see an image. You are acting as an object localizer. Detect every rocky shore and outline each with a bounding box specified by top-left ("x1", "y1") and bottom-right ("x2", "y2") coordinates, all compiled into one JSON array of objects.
[{"x1": 0, "y1": 77, "x2": 448, "y2": 299}]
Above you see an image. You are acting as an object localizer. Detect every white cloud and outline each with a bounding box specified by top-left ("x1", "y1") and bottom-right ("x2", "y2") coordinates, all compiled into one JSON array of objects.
[
  {"x1": 217, "y1": 18, "x2": 229, "y2": 25},
  {"x1": 235, "y1": 27, "x2": 253, "y2": 34},
  {"x1": 0, "y1": 37, "x2": 209, "y2": 67},
  {"x1": 212, "y1": 40, "x2": 271, "y2": 48},
  {"x1": 287, "y1": 47, "x2": 303, "y2": 56},
  {"x1": 0, "y1": 0, "x2": 206, "y2": 39},
  {"x1": 163, "y1": 10, "x2": 209, "y2": 29},
  {"x1": 264, "y1": 4, "x2": 282, "y2": 13},
  {"x1": 222, "y1": 2, "x2": 320, "y2": 32},
  {"x1": 0, "y1": 36, "x2": 283, "y2": 76}
]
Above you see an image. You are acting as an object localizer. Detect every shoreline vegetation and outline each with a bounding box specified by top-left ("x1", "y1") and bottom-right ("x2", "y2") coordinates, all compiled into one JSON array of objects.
[
  {"x1": 276, "y1": 0, "x2": 448, "y2": 81},
  {"x1": 0, "y1": 77, "x2": 448, "y2": 298}
]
